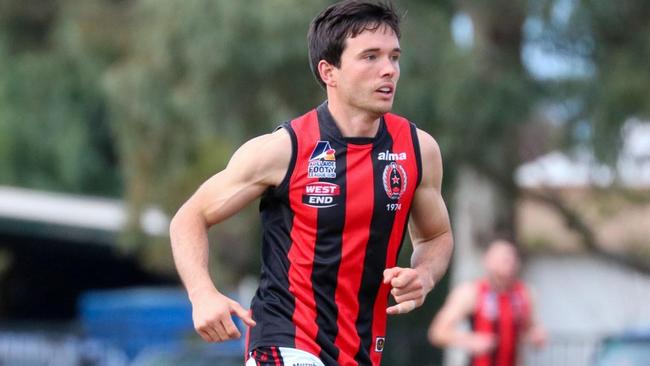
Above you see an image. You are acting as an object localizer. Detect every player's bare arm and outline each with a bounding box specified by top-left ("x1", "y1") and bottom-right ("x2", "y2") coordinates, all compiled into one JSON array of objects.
[
  {"x1": 169, "y1": 128, "x2": 291, "y2": 342},
  {"x1": 428, "y1": 282, "x2": 496, "y2": 354},
  {"x1": 428, "y1": 281, "x2": 475, "y2": 345},
  {"x1": 384, "y1": 129, "x2": 454, "y2": 315},
  {"x1": 523, "y1": 289, "x2": 548, "y2": 347}
]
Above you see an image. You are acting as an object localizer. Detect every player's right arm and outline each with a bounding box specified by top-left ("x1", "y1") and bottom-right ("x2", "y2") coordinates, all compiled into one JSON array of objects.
[
  {"x1": 523, "y1": 287, "x2": 548, "y2": 348},
  {"x1": 428, "y1": 282, "x2": 496, "y2": 355},
  {"x1": 169, "y1": 128, "x2": 291, "y2": 343}
]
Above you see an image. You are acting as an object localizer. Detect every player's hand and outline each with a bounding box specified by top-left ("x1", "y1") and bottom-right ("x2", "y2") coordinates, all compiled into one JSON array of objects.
[
  {"x1": 383, "y1": 267, "x2": 434, "y2": 315},
  {"x1": 526, "y1": 326, "x2": 547, "y2": 348},
  {"x1": 465, "y1": 332, "x2": 496, "y2": 355},
  {"x1": 189, "y1": 287, "x2": 256, "y2": 342}
]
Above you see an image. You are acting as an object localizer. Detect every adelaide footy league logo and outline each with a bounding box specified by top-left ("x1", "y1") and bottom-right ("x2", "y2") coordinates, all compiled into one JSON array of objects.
[
  {"x1": 382, "y1": 162, "x2": 407, "y2": 200},
  {"x1": 308, "y1": 141, "x2": 336, "y2": 179}
]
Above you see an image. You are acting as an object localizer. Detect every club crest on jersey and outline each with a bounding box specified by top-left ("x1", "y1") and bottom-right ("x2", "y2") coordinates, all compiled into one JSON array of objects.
[
  {"x1": 302, "y1": 182, "x2": 340, "y2": 208},
  {"x1": 308, "y1": 141, "x2": 336, "y2": 179},
  {"x1": 382, "y1": 162, "x2": 407, "y2": 200}
]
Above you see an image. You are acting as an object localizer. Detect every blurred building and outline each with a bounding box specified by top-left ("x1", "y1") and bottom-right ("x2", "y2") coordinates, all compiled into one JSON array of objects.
[{"x1": 0, "y1": 186, "x2": 172, "y2": 321}]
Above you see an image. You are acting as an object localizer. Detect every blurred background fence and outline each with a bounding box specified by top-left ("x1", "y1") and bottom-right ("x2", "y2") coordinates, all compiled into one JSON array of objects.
[
  {"x1": 523, "y1": 333, "x2": 602, "y2": 366},
  {"x1": 0, "y1": 330, "x2": 621, "y2": 366}
]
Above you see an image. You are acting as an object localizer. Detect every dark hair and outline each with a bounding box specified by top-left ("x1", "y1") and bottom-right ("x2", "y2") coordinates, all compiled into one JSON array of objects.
[{"x1": 308, "y1": 1, "x2": 401, "y2": 88}]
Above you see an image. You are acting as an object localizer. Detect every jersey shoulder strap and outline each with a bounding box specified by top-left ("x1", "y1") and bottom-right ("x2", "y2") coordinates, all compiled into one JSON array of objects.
[{"x1": 272, "y1": 109, "x2": 318, "y2": 196}]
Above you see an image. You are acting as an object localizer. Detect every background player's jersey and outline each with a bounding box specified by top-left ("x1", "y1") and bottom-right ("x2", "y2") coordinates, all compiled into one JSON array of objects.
[
  {"x1": 470, "y1": 279, "x2": 532, "y2": 366},
  {"x1": 247, "y1": 102, "x2": 422, "y2": 366}
]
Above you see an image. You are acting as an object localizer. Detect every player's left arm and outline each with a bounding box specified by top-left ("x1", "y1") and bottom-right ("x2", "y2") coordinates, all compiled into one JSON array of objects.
[
  {"x1": 385, "y1": 129, "x2": 454, "y2": 315},
  {"x1": 523, "y1": 287, "x2": 547, "y2": 348}
]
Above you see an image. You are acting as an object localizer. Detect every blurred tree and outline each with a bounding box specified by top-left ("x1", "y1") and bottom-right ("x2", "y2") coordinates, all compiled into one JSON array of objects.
[
  {"x1": 521, "y1": 0, "x2": 650, "y2": 271},
  {"x1": 0, "y1": 0, "x2": 58, "y2": 52},
  {"x1": 0, "y1": 0, "x2": 119, "y2": 196},
  {"x1": 99, "y1": 0, "x2": 333, "y2": 277},
  {"x1": 408, "y1": 0, "x2": 537, "y2": 260},
  {"x1": 530, "y1": 0, "x2": 650, "y2": 161},
  {"x1": 400, "y1": 0, "x2": 650, "y2": 274},
  {"x1": 1, "y1": 0, "x2": 648, "y2": 279}
]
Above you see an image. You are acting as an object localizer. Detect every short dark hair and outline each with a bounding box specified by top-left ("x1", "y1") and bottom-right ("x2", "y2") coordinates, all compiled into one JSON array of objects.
[{"x1": 308, "y1": 1, "x2": 401, "y2": 88}]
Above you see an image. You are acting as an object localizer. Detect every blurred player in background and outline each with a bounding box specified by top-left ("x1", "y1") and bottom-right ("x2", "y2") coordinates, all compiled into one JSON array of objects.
[{"x1": 429, "y1": 240, "x2": 546, "y2": 366}]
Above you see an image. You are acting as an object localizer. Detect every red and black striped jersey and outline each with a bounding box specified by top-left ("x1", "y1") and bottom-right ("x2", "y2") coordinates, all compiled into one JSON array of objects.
[
  {"x1": 247, "y1": 102, "x2": 422, "y2": 366},
  {"x1": 470, "y1": 279, "x2": 532, "y2": 366}
]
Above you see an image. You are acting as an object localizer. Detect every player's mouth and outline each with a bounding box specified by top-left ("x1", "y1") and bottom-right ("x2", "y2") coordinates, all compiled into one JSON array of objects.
[{"x1": 376, "y1": 84, "x2": 395, "y2": 96}]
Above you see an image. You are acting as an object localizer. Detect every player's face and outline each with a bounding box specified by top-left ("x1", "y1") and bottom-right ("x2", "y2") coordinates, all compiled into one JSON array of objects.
[
  {"x1": 485, "y1": 244, "x2": 520, "y2": 287},
  {"x1": 332, "y1": 25, "x2": 401, "y2": 116}
]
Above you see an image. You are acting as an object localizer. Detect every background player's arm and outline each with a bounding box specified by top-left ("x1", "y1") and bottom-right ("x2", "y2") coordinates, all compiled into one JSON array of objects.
[
  {"x1": 523, "y1": 288, "x2": 547, "y2": 348},
  {"x1": 169, "y1": 128, "x2": 291, "y2": 342},
  {"x1": 428, "y1": 282, "x2": 496, "y2": 355},
  {"x1": 384, "y1": 129, "x2": 453, "y2": 315}
]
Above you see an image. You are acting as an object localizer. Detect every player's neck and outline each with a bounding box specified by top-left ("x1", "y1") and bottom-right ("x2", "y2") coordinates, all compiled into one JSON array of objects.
[
  {"x1": 488, "y1": 277, "x2": 516, "y2": 292},
  {"x1": 326, "y1": 99, "x2": 381, "y2": 138}
]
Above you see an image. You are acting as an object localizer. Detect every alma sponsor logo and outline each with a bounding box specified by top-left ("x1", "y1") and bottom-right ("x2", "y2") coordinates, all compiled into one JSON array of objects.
[{"x1": 377, "y1": 150, "x2": 407, "y2": 161}]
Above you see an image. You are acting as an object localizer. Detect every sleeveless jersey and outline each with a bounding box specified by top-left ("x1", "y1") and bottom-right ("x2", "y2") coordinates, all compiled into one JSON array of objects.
[
  {"x1": 247, "y1": 102, "x2": 422, "y2": 366},
  {"x1": 470, "y1": 279, "x2": 532, "y2": 366}
]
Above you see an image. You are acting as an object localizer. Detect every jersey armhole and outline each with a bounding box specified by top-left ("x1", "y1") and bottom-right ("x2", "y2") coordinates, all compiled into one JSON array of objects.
[
  {"x1": 273, "y1": 121, "x2": 297, "y2": 196},
  {"x1": 410, "y1": 122, "x2": 423, "y2": 187}
]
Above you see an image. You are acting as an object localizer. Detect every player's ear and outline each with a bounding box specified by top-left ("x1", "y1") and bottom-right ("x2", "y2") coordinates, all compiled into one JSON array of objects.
[{"x1": 318, "y1": 60, "x2": 337, "y2": 87}]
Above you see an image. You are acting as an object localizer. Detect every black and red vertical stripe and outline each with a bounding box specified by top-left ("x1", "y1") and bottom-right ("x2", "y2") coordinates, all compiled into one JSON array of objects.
[
  {"x1": 248, "y1": 103, "x2": 422, "y2": 366},
  {"x1": 470, "y1": 280, "x2": 532, "y2": 366}
]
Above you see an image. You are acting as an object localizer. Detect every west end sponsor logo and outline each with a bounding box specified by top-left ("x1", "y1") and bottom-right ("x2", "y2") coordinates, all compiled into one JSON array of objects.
[
  {"x1": 377, "y1": 150, "x2": 407, "y2": 161},
  {"x1": 308, "y1": 141, "x2": 336, "y2": 179},
  {"x1": 302, "y1": 182, "x2": 340, "y2": 208},
  {"x1": 304, "y1": 182, "x2": 340, "y2": 195}
]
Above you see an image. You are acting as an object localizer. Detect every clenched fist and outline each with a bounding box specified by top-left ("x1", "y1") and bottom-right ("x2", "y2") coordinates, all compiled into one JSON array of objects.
[{"x1": 190, "y1": 288, "x2": 256, "y2": 342}]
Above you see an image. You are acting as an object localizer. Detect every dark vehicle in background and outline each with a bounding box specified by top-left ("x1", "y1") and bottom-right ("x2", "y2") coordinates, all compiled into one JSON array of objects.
[{"x1": 592, "y1": 327, "x2": 650, "y2": 366}]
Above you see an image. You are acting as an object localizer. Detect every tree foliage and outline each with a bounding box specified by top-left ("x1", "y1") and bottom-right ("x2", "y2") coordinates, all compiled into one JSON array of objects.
[
  {"x1": 0, "y1": 0, "x2": 648, "y2": 263},
  {"x1": 0, "y1": 0, "x2": 119, "y2": 195}
]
